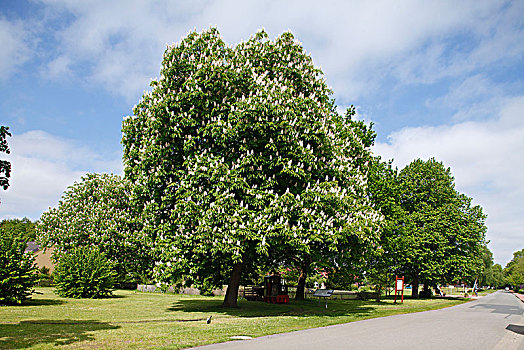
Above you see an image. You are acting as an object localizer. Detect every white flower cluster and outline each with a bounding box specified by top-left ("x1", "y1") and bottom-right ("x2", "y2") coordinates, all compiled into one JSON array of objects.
[
  {"x1": 121, "y1": 28, "x2": 382, "y2": 282},
  {"x1": 36, "y1": 173, "x2": 152, "y2": 278}
]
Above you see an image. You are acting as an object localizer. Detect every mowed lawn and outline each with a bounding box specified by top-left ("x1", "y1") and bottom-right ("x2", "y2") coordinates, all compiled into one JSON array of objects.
[{"x1": 0, "y1": 287, "x2": 468, "y2": 349}]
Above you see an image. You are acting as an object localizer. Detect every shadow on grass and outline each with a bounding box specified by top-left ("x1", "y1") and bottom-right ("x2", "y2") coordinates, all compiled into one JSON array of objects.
[
  {"x1": 167, "y1": 298, "x2": 376, "y2": 318},
  {"x1": 0, "y1": 319, "x2": 119, "y2": 349},
  {"x1": 22, "y1": 298, "x2": 66, "y2": 306},
  {"x1": 107, "y1": 293, "x2": 127, "y2": 299}
]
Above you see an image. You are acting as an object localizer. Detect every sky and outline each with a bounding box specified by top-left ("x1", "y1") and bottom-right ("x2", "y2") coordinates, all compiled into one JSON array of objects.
[{"x1": 0, "y1": 0, "x2": 523, "y2": 267}]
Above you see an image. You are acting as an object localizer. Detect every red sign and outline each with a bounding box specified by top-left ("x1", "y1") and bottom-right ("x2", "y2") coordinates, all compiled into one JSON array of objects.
[{"x1": 394, "y1": 276, "x2": 404, "y2": 303}]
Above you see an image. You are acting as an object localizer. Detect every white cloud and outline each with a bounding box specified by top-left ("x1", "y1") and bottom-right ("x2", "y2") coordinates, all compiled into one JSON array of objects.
[
  {"x1": 386, "y1": 1, "x2": 524, "y2": 87},
  {"x1": 32, "y1": 0, "x2": 522, "y2": 101},
  {"x1": 373, "y1": 95, "x2": 524, "y2": 266},
  {"x1": 0, "y1": 131, "x2": 122, "y2": 221},
  {"x1": 0, "y1": 18, "x2": 31, "y2": 79},
  {"x1": 426, "y1": 74, "x2": 513, "y2": 123},
  {"x1": 7, "y1": 0, "x2": 520, "y2": 266},
  {"x1": 42, "y1": 56, "x2": 73, "y2": 79}
]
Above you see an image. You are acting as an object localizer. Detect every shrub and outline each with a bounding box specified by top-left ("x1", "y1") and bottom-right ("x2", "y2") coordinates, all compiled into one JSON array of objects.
[
  {"x1": 53, "y1": 246, "x2": 116, "y2": 298},
  {"x1": 0, "y1": 230, "x2": 38, "y2": 305}
]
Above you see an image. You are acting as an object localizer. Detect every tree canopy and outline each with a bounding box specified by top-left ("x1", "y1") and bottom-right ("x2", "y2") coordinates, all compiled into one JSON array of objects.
[
  {"x1": 0, "y1": 229, "x2": 38, "y2": 305},
  {"x1": 122, "y1": 28, "x2": 380, "y2": 306},
  {"x1": 476, "y1": 245, "x2": 505, "y2": 288},
  {"x1": 395, "y1": 158, "x2": 487, "y2": 297},
  {"x1": 365, "y1": 156, "x2": 403, "y2": 300},
  {"x1": 0, "y1": 218, "x2": 36, "y2": 242},
  {"x1": 504, "y1": 249, "x2": 524, "y2": 289},
  {"x1": 36, "y1": 173, "x2": 153, "y2": 283}
]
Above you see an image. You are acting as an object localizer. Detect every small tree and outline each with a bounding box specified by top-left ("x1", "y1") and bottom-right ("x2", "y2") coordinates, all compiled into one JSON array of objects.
[
  {"x1": 53, "y1": 246, "x2": 116, "y2": 298},
  {"x1": 37, "y1": 173, "x2": 153, "y2": 283},
  {"x1": 0, "y1": 229, "x2": 38, "y2": 305}
]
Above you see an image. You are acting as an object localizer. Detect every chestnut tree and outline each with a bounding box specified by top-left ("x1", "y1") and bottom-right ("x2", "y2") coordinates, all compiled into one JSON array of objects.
[{"x1": 122, "y1": 28, "x2": 380, "y2": 307}]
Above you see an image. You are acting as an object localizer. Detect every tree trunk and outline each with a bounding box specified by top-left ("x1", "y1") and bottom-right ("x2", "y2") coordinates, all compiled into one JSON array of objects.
[
  {"x1": 422, "y1": 283, "x2": 430, "y2": 298},
  {"x1": 411, "y1": 273, "x2": 419, "y2": 298},
  {"x1": 375, "y1": 284, "x2": 382, "y2": 302},
  {"x1": 295, "y1": 255, "x2": 311, "y2": 301},
  {"x1": 222, "y1": 260, "x2": 243, "y2": 307}
]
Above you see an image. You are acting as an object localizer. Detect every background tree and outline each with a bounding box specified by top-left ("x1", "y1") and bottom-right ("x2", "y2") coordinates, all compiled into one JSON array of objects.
[
  {"x1": 122, "y1": 28, "x2": 380, "y2": 307},
  {"x1": 0, "y1": 126, "x2": 11, "y2": 201},
  {"x1": 365, "y1": 156, "x2": 404, "y2": 301},
  {"x1": 504, "y1": 249, "x2": 524, "y2": 291},
  {"x1": 396, "y1": 158, "x2": 487, "y2": 298},
  {"x1": 0, "y1": 228, "x2": 38, "y2": 305},
  {"x1": 491, "y1": 264, "x2": 504, "y2": 288},
  {"x1": 0, "y1": 218, "x2": 36, "y2": 242},
  {"x1": 476, "y1": 245, "x2": 500, "y2": 287},
  {"x1": 36, "y1": 173, "x2": 153, "y2": 283}
]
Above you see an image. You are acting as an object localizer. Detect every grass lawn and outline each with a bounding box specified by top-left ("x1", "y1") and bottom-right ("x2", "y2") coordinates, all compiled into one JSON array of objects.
[{"x1": 0, "y1": 287, "x2": 468, "y2": 349}]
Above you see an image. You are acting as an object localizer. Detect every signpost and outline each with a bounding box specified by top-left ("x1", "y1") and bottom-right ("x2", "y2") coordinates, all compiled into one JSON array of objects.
[
  {"x1": 313, "y1": 289, "x2": 333, "y2": 309},
  {"x1": 394, "y1": 276, "x2": 404, "y2": 303}
]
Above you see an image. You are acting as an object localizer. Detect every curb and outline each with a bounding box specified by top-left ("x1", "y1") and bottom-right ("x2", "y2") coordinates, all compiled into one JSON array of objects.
[{"x1": 511, "y1": 291, "x2": 524, "y2": 303}]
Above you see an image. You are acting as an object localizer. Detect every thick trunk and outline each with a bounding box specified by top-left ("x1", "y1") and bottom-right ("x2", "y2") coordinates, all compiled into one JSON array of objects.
[
  {"x1": 411, "y1": 273, "x2": 419, "y2": 298},
  {"x1": 295, "y1": 255, "x2": 311, "y2": 301},
  {"x1": 222, "y1": 260, "x2": 243, "y2": 307}
]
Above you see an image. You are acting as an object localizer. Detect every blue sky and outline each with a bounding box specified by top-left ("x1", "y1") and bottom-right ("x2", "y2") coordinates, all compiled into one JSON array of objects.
[{"x1": 1, "y1": 0, "x2": 523, "y2": 266}]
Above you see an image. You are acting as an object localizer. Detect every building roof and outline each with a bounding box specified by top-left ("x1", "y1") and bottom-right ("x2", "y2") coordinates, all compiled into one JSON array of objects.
[{"x1": 25, "y1": 241, "x2": 40, "y2": 253}]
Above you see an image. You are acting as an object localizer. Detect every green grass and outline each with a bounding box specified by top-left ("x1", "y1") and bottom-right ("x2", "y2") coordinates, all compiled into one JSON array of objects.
[
  {"x1": 478, "y1": 288, "x2": 497, "y2": 296},
  {"x1": 0, "y1": 287, "x2": 468, "y2": 349}
]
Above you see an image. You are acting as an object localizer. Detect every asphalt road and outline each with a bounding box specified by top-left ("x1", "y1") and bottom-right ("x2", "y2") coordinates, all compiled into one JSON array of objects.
[{"x1": 192, "y1": 291, "x2": 524, "y2": 350}]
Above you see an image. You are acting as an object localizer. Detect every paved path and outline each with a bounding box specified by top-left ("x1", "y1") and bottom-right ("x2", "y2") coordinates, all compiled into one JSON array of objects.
[{"x1": 191, "y1": 291, "x2": 524, "y2": 350}]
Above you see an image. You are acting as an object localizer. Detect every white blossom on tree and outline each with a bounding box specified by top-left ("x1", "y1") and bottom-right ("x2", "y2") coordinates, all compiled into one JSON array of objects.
[
  {"x1": 36, "y1": 173, "x2": 153, "y2": 282},
  {"x1": 122, "y1": 28, "x2": 380, "y2": 306}
]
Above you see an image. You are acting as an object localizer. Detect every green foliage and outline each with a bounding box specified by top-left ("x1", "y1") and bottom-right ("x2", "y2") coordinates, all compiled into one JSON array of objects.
[
  {"x1": 366, "y1": 157, "x2": 488, "y2": 298},
  {"x1": 491, "y1": 264, "x2": 504, "y2": 288},
  {"x1": 504, "y1": 249, "x2": 524, "y2": 289},
  {"x1": 53, "y1": 246, "x2": 116, "y2": 298},
  {"x1": 0, "y1": 126, "x2": 11, "y2": 198},
  {"x1": 306, "y1": 273, "x2": 327, "y2": 288},
  {"x1": 476, "y1": 245, "x2": 505, "y2": 287},
  {"x1": 395, "y1": 158, "x2": 487, "y2": 294},
  {"x1": 365, "y1": 157, "x2": 402, "y2": 296},
  {"x1": 39, "y1": 266, "x2": 50, "y2": 276},
  {"x1": 0, "y1": 218, "x2": 36, "y2": 242},
  {"x1": 36, "y1": 173, "x2": 153, "y2": 282},
  {"x1": 0, "y1": 229, "x2": 38, "y2": 305},
  {"x1": 327, "y1": 268, "x2": 360, "y2": 290},
  {"x1": 122, "y1": 28, "x2": 380, "y2": 302}
]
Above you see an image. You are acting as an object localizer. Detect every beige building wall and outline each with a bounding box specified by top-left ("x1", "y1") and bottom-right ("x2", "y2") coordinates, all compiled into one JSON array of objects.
[{"x1": 34, "y1": 247, "x2": 55, "y2": 274}]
